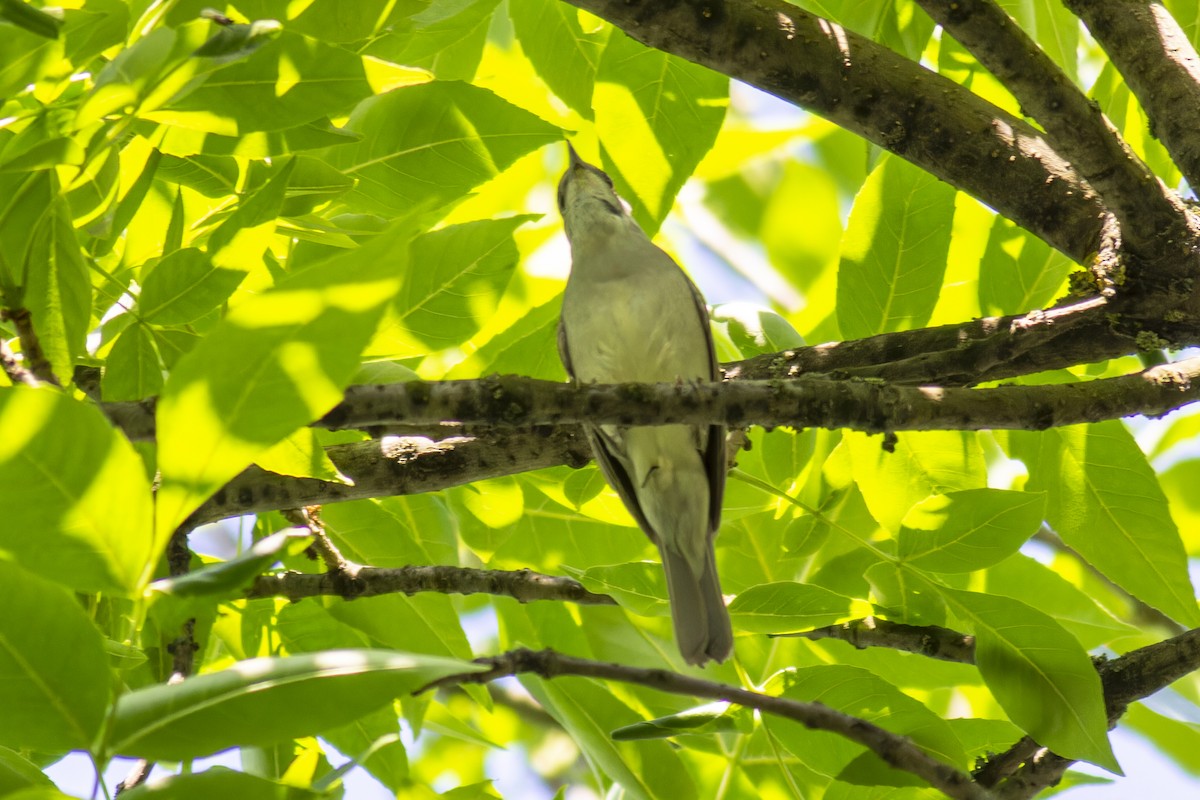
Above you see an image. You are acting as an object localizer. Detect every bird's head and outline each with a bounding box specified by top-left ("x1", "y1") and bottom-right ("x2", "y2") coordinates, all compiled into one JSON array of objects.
[{"x1": 557, "y1": 143, "x2": 635, "y2": 247}]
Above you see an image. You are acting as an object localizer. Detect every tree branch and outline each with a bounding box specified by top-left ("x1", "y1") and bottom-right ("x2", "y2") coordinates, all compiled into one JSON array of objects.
[
  {"x1": 181, "y1": 355, "x2": 1200, "y2": 524},
  {"x1": 727, "y1": 299, "x2": 1131, "y2": 386},
  {"x1": 0, "y1": 339, "x2": 38, "y2": 387},
  {"x1": 777, "y1": 617, "x2": 977, "y2": 663},
  {"x1": 561, "y1": 0, "x2": 1103, "y2": 260},
  {"x1": 320, "y1": 358, "x2": 1200, "y2": 433},
  {"x1": 417, "y1": 648, "x2": 994, "y2": 800},
  {"x1": 106, "y1": 300, "x2": 1142, "y2": 445},
  {"x1": 0, "y1": 307, "x2": 58, "y2": 386},
  {"x1": 1066, "y1": 0, "x2": 1200, "y2": 193},
  {"x1": 915, "y1": 0, "x2": 1187, "y2": 254},
  {"x1": 247, "y1": 565, "x2": 617, "y2": 605},
  {"x1": 189, "y1": 428, "x2": 591, "y2": 525}
]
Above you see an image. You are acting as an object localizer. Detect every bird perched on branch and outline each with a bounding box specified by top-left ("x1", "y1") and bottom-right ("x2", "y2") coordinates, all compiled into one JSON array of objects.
[{"x1": 556, "y1": 143, "x2": 732, "y2": 665}]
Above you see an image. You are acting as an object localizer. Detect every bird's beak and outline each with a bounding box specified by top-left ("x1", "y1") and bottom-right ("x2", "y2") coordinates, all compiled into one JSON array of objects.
[{"x1": 566, "y1": 141, "x2": 584, "y2": 170}]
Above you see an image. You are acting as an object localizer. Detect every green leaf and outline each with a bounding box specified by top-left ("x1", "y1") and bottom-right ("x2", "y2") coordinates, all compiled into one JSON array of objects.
[
  {"x1": 565, "y1": 562, "x2": 668, "y2": 617},
  {"x1": 232, "y1": 0, "x2": 415, "y2": 44},
  {"x1": 109, "y1": 649, "x2": 482, "y2": 760},
  {"x1": 150, "y1": 116, "x2": 362, "y2": 159},
  {"x1": 594, "y1": 30, "x2": 728, "y2": 234},
  {"x1": 151, "y1": 530, "x2": 306, "y2": 598},
  {"x1": 0, "y1": 561, "x2": 110, "y2": 752},
  {"x1": 102, "y1": 321, "x2": 163, "y2": 401},
  {"x1": 978, "y1": 216, "x2": 1072, "y2": 316},
  {"x1": 23, "y1": 196, "x2": 91, "y2": 382},
  {"x1": 509, "y1": 0, "x2": 605, "y2": 118},
  {"x1": 77, "y1": 23, "x2": 211, "y2": 127},
  {"x1": 364, "y1": 0, "x2": 500, "y2": 81},
  {"x1": 896, "y1": 489, "x2": 1046, "y2": 572},
  {"x1": 836, "y1": 154, "x2": 956, "y2": 339},
  {"x1": 611, "y1": 702, "x2": 747, "y2": 740},
  {"x1": 154, "y1": 219, "x2": 418, "y2": 539},
  {"x1": 980, "y1": 554, "x2": 1138, "y2": 649},
  {"x1": 728, "y1": 581, "x2": 851, "y2": 634},
  {"x1": 322, "y1": 706, "x2": 408, "y2": 791},
  {"x1": 382, "y1": 216, "x2": 532, "y2": 354},
  {"x1": 207, "y1": 155, "x2": 296, "y2": 264},
  {"x1": 0, "y1": 23, "x2": 60, "y2": 99},
  {"x1": 151, "y1": 31, "x2": 372, "y2": 134},
  {"x1": 1010, "y1": 422, "x2": 1200, "y2": 625},
  {"x1": 0, "y1": 747, "x2": 54, "y2": 794},
  {"x1": 255, "y1": 428, "x2": 348, "y2": 482},
  {"x1": 0, "y1": 789, "x2": 80, "y2": 800},
  {"x1": 865, "y1": 561, "x2": 948, "y2": 626},
  {"x1": 0, "y1": 170, "x2": 54, "y2": 295},
  {"x1": 155, "y1": 153, "x2": 240, "y2": 197},
  {"x1": 0, "y1": 137, "x2": 83, "y2": 172},
  {"x1": 328, "y1": 594, "x2": 478, "y2": 670},
  {"x1": 193, "y1": 19, "x2": 282, "y2": 63},
  {"x1": 323, "y1": 81, "x2": 560, "y2": 217},
  {"x1": 278, "y1": 155, "x2": 355, "y2": 216},
  {"x1": 446, "y1": 296, "x2": 565, "y2": 381},
  {"x1": 711, "y1": 303, "x2": 805, "y2": 358},
  {"x1": 121, "y1": 767, "x2": 323, "y2": 800},
  {"x1": 761, "y1": 162, "x2": 843, "y2": 292},
  {"x1": 940, "y1": 587, "x2": 1119, "y2": 771},
  {"x1": 138, "y1": 248, "x2": 246, "y2": 324},
  {"x1": 846, "y1": 431, "x2": 986, "y2": 533},
  {"x1": 0, "y1": 386, "x2": 156, "y2": 593},
  {"x1": 522, "y1": 675, "x2": 695, "y2": 800},
  {"x1": 763, "y1": 664, "x2": 968, "y2": 780}
]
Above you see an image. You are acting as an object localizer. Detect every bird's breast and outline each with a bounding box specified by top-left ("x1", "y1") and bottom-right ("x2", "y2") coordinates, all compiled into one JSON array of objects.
[{"x1": 563, "y1": 255, "x2": 712, "y2": 385}]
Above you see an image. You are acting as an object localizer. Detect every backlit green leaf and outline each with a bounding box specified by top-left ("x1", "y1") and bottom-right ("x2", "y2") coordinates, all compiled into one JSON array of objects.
[
  {"x1": 837, "y1": 154, "x2": 955, "y2": 339},
  {"x1": 110, "y1": 650, "x2": 482, "y2": 759}
]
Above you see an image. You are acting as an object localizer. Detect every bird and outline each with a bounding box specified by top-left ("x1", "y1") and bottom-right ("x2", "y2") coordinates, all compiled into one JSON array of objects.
[{"x1": 555, "y1": 143, "x2": 733, "y2": 665}]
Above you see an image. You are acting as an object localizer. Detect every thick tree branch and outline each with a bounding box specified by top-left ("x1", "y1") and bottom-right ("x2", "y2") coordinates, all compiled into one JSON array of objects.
[
  {"x1": 1066, "y1": 0, "x2": 1200, "y2": 193},
  {"x1": 915, "y1": 0, "x2": 1188, "y2": 254},
  {"x1": 320, "y1": 358, "x2": 1200, "y2": 433},
  {"x1": 183, "y1": 356, "x2": 1200, "y2": 523},
  {"x1": 727, "y1": 300, "x2": 1132, "y2": 385},
  {"x1": 418, "y1": 648, "x2": 993, "y2": 800},
  {"x1": 561, "y1": 0, "x2": 1103, "y2": 260},
  {"x1": 189, "y1": 428, "x2": 591, "y2": 525},
  {"x1": 104, "y1": 301, "x2": 1139, "y2": 444},
  {"x1": 247, "y1": 565, "x2": 616, "y2": 605}
]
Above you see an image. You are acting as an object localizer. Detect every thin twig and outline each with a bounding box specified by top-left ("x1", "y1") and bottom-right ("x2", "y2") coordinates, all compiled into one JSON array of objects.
[
  {"x1": 0, "y1": 339, "x2": 40, "y2": 386},
  {"x1": 0, "y1": 307, "x2": 59, "y2": 386},
  {"x1": 416, "y1": 648, "x2": 994, "y2": 800},
  {"x1": 777, "y1": 617, "x2": 976, "y2": 663}
]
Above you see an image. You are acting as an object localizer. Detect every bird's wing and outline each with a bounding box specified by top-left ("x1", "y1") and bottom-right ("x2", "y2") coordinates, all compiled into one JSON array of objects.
[
  {"x1": 682, "y1": 270, "x2": 728, "y2": 536},
  {"x1": 559, "y1": 314, "x2": 657, "y2": 538}
]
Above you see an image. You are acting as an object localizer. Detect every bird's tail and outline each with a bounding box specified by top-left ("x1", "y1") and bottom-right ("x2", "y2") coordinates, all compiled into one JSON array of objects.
[{"x1": 661, "y1": 543, "x2": 733, "y2": 665}]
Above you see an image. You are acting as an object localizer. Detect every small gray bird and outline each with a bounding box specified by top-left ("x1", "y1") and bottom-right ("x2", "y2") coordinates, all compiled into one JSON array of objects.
[{"x1": 556, "y1": 144, "x2": 732, "y2": 665}]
